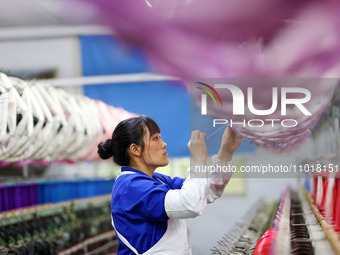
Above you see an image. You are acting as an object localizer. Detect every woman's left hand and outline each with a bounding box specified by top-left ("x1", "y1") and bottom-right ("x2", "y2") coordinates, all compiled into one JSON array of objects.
[{"x1": 217, "y1": 126, "x2": 243, "y2": 161}]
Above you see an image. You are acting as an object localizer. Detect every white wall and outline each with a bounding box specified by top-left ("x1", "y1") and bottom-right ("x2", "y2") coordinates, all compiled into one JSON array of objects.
[{"x1": 0, "y1": 36, "x2": 82, "y2": 94}]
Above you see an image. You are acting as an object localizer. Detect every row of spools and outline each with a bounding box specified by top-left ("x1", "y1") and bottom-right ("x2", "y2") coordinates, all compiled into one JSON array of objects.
[{"x1": 0, "y1": 179, "x2": 113, "y2": 212}]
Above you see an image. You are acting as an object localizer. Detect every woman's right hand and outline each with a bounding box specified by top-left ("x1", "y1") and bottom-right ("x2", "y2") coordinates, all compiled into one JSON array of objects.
[{"x1": 188, "y1": 130, "x2": 208, "y2": 165}]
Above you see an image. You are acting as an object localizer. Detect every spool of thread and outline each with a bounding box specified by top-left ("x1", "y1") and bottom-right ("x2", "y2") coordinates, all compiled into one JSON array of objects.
[
  {"x1": 334, "y1": 179, "x2": 340, "y2": 231},
  {"x1": 253, "y1": 228, "x2": 276, "y2": 255}
]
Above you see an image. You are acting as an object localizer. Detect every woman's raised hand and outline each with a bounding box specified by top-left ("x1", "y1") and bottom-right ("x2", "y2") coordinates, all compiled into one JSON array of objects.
[
  {"x1": 188, "y1": 130, "x2": 208, "y2": 165},
  {"x1": 217, "y1": 126, "x2": 243, "y2": 162}
]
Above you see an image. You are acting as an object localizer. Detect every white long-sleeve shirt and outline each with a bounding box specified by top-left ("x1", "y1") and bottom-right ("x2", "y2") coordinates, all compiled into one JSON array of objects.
[{"x1": 165, "y1": 155, "x2": 233, "y2": 219}]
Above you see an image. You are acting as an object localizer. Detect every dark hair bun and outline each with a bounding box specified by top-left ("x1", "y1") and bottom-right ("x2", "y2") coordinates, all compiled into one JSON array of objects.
[{"x1": 97, "y1": 139, "x2": 114, "y2": 159}]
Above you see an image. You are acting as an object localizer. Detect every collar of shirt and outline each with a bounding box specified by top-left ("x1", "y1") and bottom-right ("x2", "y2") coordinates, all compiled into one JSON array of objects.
[
  {"x1": 121, "y1": 166, "x2": 147, "y2": 175},
  {"x1": 121, "y1": 167, "x2": 171, "y2": 189}
]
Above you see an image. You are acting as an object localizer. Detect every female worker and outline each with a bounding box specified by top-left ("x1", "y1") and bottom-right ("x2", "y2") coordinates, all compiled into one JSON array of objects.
[{"x1": 98, "y1": 116, "x2": 242, "y2": 255}]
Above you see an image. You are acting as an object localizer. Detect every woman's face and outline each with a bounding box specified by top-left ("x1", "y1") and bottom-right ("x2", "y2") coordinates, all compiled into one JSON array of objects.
[{"x1": 142, "y1": 129, "x2": 169, "y2": 169}]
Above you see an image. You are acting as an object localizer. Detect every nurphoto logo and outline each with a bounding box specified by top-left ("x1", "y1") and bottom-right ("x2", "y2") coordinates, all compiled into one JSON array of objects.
[{"x1": 196, "y1": 82, "x2": 312, "y2": 128}]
